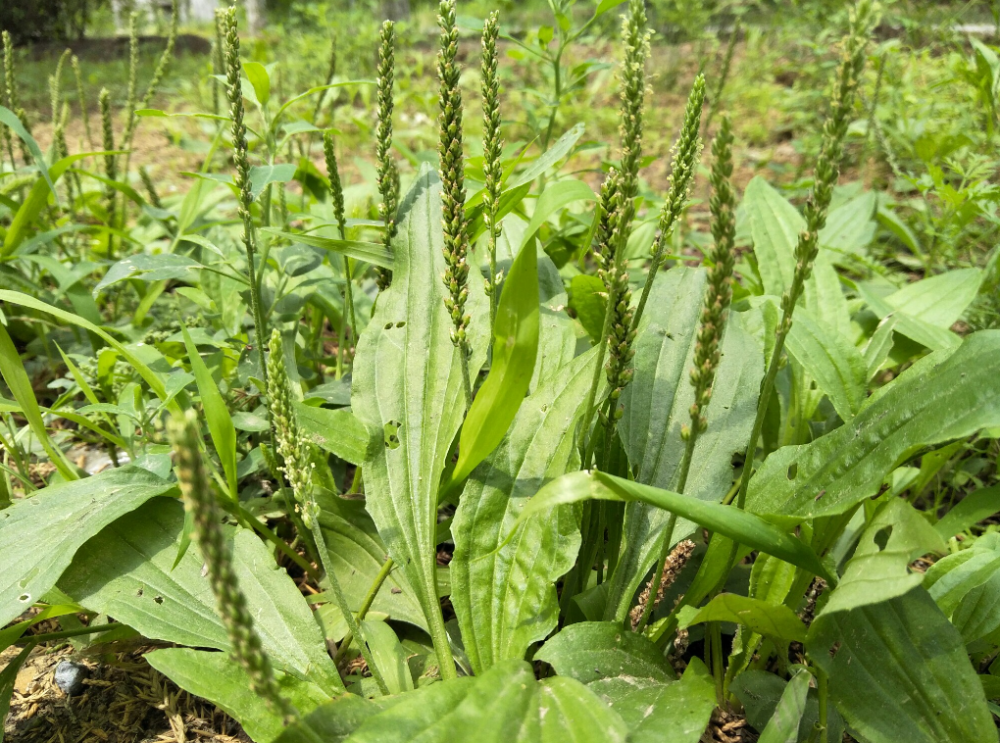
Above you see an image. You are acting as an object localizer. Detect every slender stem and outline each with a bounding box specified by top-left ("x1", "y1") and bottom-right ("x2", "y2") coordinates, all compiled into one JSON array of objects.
[
  {"x1": 709, "y1": 620, "x2": 724, "y2": 703},
  {"x1": 735, "y1": 327, "x2": 789, "y2": 510},
  {"x1": 428, "y1": 568, "x2": 458, "y2": 680},
  {"x1": 634, "y1": 513, "x2": 677, "y2": 633},
  {"x1": 335, "y1": 557, "x2": 394, "y2": 661},
  {"x1": 307, "y1": 513, "x2": 390, "y2": 695},
  {"x1": 231, "y1": 502, "x2": 318, "y2": 580},
  {"x1": 14, "y1": 623, "x2": 119, "y2": 644},
  {"x1": 817, "y1": 666, "x2": 830, "y2": 743}
]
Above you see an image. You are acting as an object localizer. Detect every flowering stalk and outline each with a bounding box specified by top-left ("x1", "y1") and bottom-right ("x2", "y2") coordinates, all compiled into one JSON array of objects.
[
  {"x1": 324, "y1": 130, "x2": 357, "y2": 379},
  {"x1": 50, "y1": 49, "x2": 70, "y2": 129},
  {"x1": 375, "y1": 20, "x2": 397, "y2": 292},
  {"x1": 125, "y1": 12, "x2": 140, "y2": 140},
  {"x1": 140, "y1": 166, "x2": 161, "y2": 208},
  {"x1": 313, "y1": 36, "x2": 337, "y2": 123},
  {"x1": 634, "y1": 117, "x2": 737, "y2": 633},
  {"x1": 629, "y1": 74, "x2": 706, "y2": 336},
  {"x1": 3, "y1": 31, "x2": 29, "y2": 165},
  {"x1": 99, "y1": 88, "x2": 117, "y2": 249},
  {"x1": 224, "y1": 7, "x2": 269, "y2": 385},
  {"x1": 169, "y1": 411, "x2": 297, "y2": 724},
  {"x1": 734, "y1": 0, "x2": 880, "y2": 512},
  {"x1": 481, "y1": 11, "x2": 503, "y2": 331},
  {"x1": 265, "y1": 330, "x2": 389, "y2": 696},
  {"x1": 438, "y1": 0, "x2": 473, "y2": 402},
  {"x1": 580, "y1": 0, "x2": 649, "y2": 463},
  {"x1": 213, "y1": 9, "x2": 226, "y2": 116},
  {"x1": 71, "y1": 55, "x2": 93, "y2": 149}
]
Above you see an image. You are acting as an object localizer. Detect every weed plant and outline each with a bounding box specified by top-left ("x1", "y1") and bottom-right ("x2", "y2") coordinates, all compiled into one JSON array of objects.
[{"x1": 2, "y1": 1, "x2": 1000, "y2": 742}]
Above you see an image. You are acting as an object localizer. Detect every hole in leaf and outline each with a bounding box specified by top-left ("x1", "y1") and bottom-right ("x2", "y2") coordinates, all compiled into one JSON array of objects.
[
  {"x1": 395, "y1": 321, "x2": 406, "y2": 328},
  {"x1": 384, "y1": 322, "x2": 393, "y2": 330},
  {"x1": 18, "y1": 593, "x2": 30, "y2": 603},
  {"x1": 873, "y1": 525, "x2": 892, "y2": 551},
  {"x1": 383, "y1": 420, "x2": 402, "y2": 450},
  {"x1": 154, "y1": 596, "x2": 164, "y2": 604},
  {"x1": 787, "y1": 463, "x2": 798, "y2": 480},
  {"x1": 810, "y1": 380, "x2": 818, "y2": 390}
]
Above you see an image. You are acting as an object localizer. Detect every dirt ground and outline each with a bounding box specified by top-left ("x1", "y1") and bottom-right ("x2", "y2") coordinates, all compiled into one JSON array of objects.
[{"x1": 2, "y1": 644, "x2": 248, "y2": 743}]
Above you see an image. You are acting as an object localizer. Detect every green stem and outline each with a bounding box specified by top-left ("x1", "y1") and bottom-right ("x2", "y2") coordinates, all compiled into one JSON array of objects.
[
  {"x1": 630, "y1": 217, "x2": 680, "y2": 337},
  {"x1": 428, "y1": 567, "x2": 458, "y2": 680},
  {"x1": 231, "y1": 502, "x2": 319, "y2": 580},
  {"x1": 13, "y1": 623, "x2": 119, "y2": 644},
  {"x1": 335, "y1": 557, "x2": 394, "y2": 661},
  {"x1": 307, "y1": 513, "x2": 390, "y2": 695},
  {"x1": 816, "y1": 665, "x2": 830, "y2": 743},
  {"x1": 708, "y1": 620, "x2": 724, "y2": 703}
]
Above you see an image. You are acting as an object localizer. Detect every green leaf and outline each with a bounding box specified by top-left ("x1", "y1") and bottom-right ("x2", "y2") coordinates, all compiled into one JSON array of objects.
[
  {"x1": 182, "y1": 327, "x2": 238, "y2": 499},
  {"x1": 362, "y1": 620, "x2": 414, "y2": 694},
  {"x1": 824, "y1": 499, "x2": 945, "y2": 616},
  {"x1": 450, "y1": 229, "x2": 539, "y2": 487},
  {"x1": 451, "y1": 349, "x2": 595, "y2": 673},
  {"x1": 521, "y1": 179, "x2": 595, "y2": 251},
  {"x1": 2, "y1": 151, "x2": 118, "y2": 256},
  {"x1": 863, "y1": 314, "x2": 898, "y2": 380},
  {"x1": 519, "y1": 470, "x2": 836, "y2": 584},
  {"x1": 0, "y1": 105, "x2": 54, "y2": 195},
  {"x1": 0, "y1": 321, "x2": 78, "y2": 479},
  {"x1": 276, "y1": 696, "x2": 400, "y2": 743},
  {"x1": 568, "y1": 274, "x2": 606, "y2": 343},
  {"x1": 619, "y1": 659, "x2": 716, "y2": 743},
  {"x1": 295, "y1": 403, "x2": 375, "y2": 465},
  {"x1": 678, "y1": 593, "x2": 807, "y2": 643},
  {"x1": 595, "y1": 0, "x2": 629, "y2": 17},
  {"x1": 819, "y1": 191, "x2": 877, "y2": 254},
  {"x1": 60, "y1": 498, "x2": 344, "y2": 692},
  {"x1": 856, "y1": 283, "x2": 960, "y2": 351},
  {"x1": 243, "y1": 62, "x2": 271, "y2": 105},
  {"x1": 808, "y1": 588, "x2": 995, "y2": 743},
  {"x1": 757, "y1": 669, "x2": 811, "y2": 743},
  {"x1": 506, "y1": 124, "x2": 585, "y2": 190},
  {"x1": 146, "y1": 648, "x2": 329, "y2": 743},
  {"x1": 314, "y1": 489, "x2": 426, "y2": 632},
  {"x1": 351, "y1": 166, "x2": 489, "y2": 664},
  {"x1": 745, "y1": 177, "x2": 799, "y2": 298},
  {"x1": 884, "y1": 268, "x2": 983, "y2": 329},
  {"x1": 0, "y1": 466, "x2": 173, "y2": 627},
  {"x1": 262, "y1": 229, "x2": 393, "y2": 269},
  {"x1": 249, "y1": 163, "x2": 296, "y2": 201},
  {"x1": 608, "y1": 267, "x2": 764, "y2": 620},
  {"x1": 747, "y1": 331, "x2": 1000, "y2": 520},
  {"x1": 935, "y1": 485, "x2": 1000, "y2": 538},
  {"x1": 926, "y1": 536, "x2": 1000, "y2": 617},
  {"x1": 0, "y1": 291, "x2": 179, "y2": 413},
  {"x1": 785, "y1": 309, "x2": 866, "y2": 421},
  {"x1": 733, "y1": 670, "x2": 845, "y2": 743},
  {"x1": 535, "y1": 621, "x2": 673, "y2": 699}
]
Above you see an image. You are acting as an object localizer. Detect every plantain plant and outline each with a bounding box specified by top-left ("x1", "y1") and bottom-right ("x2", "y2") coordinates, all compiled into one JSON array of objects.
[{"x1": 4, "y1": 1, "x2": 1000, "y2": 742}]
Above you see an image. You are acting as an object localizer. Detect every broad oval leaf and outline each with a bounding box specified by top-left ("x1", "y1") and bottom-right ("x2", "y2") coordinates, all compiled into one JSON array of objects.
[
  {"x1": 0, "y1": 466, "x2": 173, "y2": 627},
  {"x1": 262, "y1": 229, "x2": 393, "y2": 269},
  {"x1": 808, "y1": 588, "x2": 995, "y2": 743},
  {"x1": 450, "y1": 348, "x2": 596, "y2": 673},
  {"x1": 146, "y1": 648, "x2": 329, "y2": 743},
  {"x1": 747, "y1": 330, "x2": 1000, "y2": 520},
  {"x1": 351, "y1": 166, "x2": 489, "y2": 667},
  {"x1": 60, "y1": 497, "x2": 344, "y2": 693},
  {"x1": 609, "y1": 267, "x2": 764, "y2": 621},
  {"x1": 677, "y1": 593, "x2": 807, "y2": 643}
]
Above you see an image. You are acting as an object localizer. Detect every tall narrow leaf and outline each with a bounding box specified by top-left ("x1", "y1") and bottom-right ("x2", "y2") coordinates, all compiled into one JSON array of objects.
[
  {"x1": 352, "y1": 166, "x2": 489, "y2": 676},
  {"x1": 449, "y1": 233, "x2": 539, "y2": 488},
  {"x1": 182, "y1": 327, "x2": 238, "y2": 499}
]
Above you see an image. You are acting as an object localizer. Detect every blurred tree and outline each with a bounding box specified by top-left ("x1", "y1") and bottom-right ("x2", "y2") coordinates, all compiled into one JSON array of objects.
[{"x1": 0, "y1": 0, "x2": 95, "y2": 43}]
